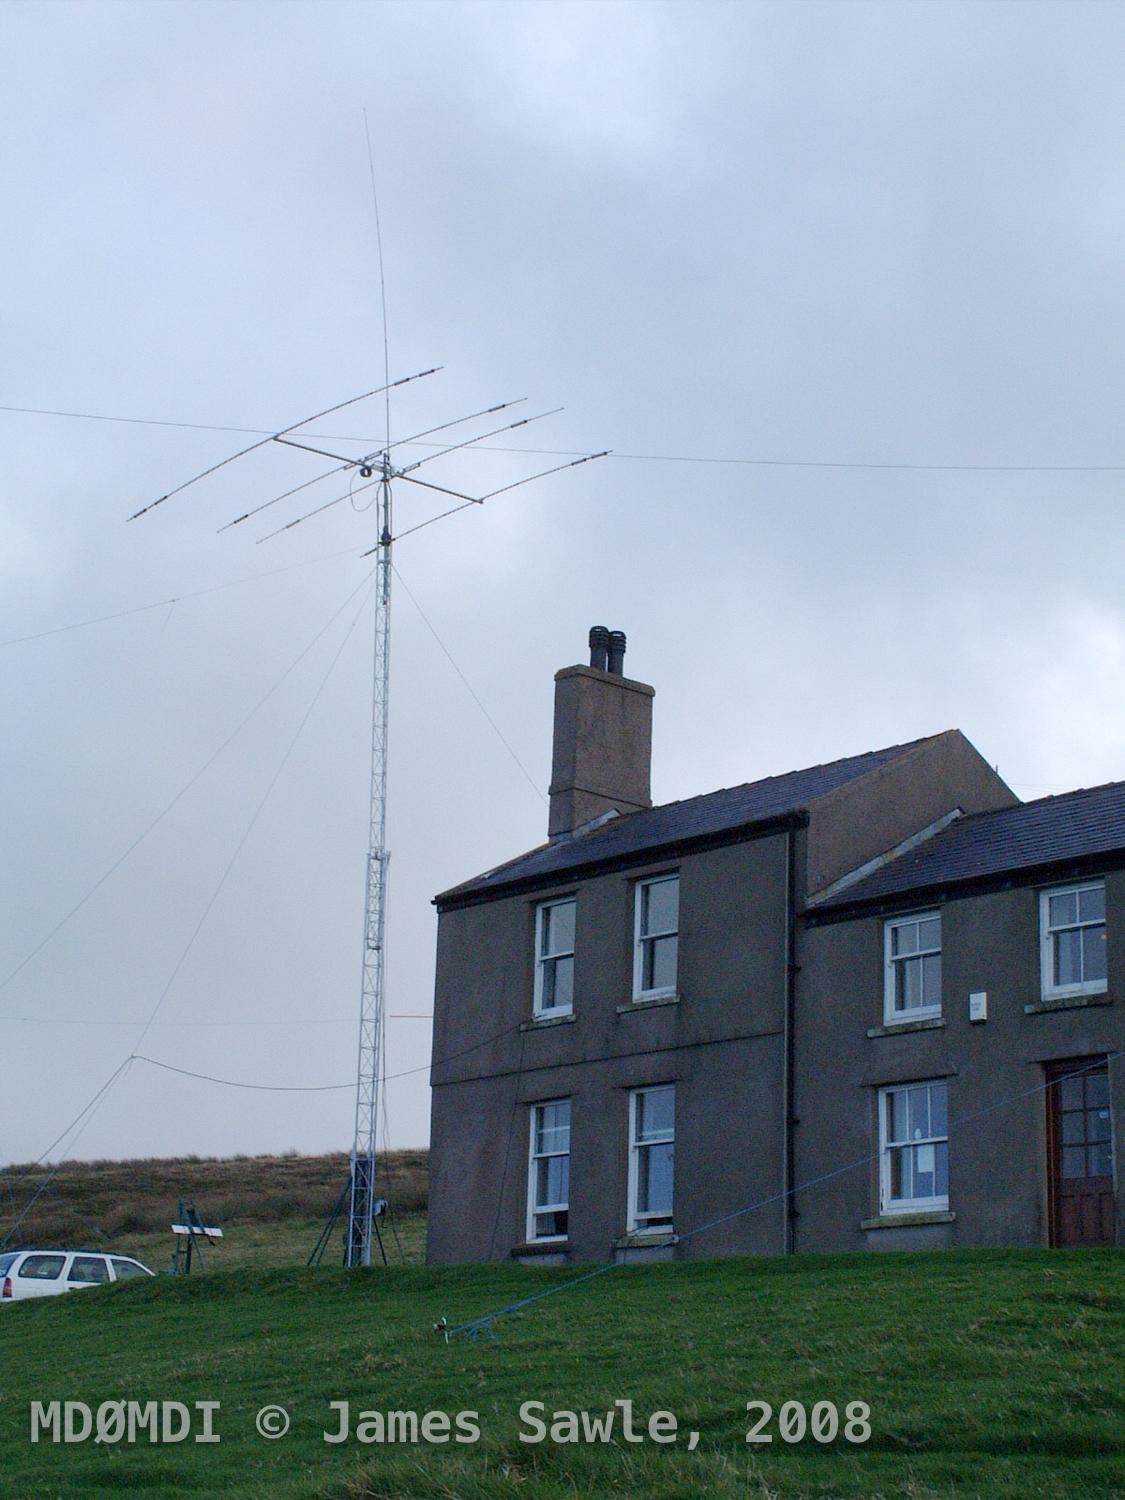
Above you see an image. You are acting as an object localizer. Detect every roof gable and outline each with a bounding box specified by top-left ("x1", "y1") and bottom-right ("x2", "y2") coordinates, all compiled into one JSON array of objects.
[
  {"x1": 815, "y1": 779, "x2": 1125, "y2": 914},
  {"x1": 435, "y1": 735, "x2": 937, "y2": 909}
]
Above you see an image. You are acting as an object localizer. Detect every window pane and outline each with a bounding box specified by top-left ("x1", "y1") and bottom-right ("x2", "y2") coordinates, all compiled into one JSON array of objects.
[
  {"x1": 537, "y1": 1153, "x2": 569, "y2": 1209},
  {"x1": 68, "y1": 1256, "x2": 109, "y2": 1284},
  {"x1": 1055, "y1": 930, "x2": 1083, "y2": 987},
  {"x1": 1061, "y1": 1111, "x2": 1086, "y2": 1145},
  {"x1": 896, "y1": 956, "x2": 923, "y2": 1010},
  {"x1": 551, "y1": 900, "x2": 575, "y2": 954},
  {"x1": 111, "y1": 1259, "x2": 148, "y2": 1280},
  {"x1": 934, "y1": 1140, "x2": 949, "y2": 1197},
  {"x1": 892, "y1": 922, "x2": 919, "y2": 957},
  {"x1": 918, "y1": 917, "x2": 941, "y2": 952},
  {"x1": 1050, "y1": 891, "x2": 1078, "y2": 929},
  {"x1": 1058, "y1": 1075, "x2": 1084, "y2": 1111},
  {"x1": 922, "y1": 953, "x2": 942, "y2": 1006},
  {"x1": 1061, "y1": 1145, "x2": 1088, "y2": 1178},
  {"x1": 546, "y1": 1098, "x2": 571, "y2": 1132},
  {"x1": 1089, "y1": 1142, "x2": 1113, "y2": 1177},
  {"x1": 554, "y1": 954, "x2": 574, "y2": 1009},
  {"x1": 543, "y1": 953, "x2": 573, "y2": 1010},
  {"x1": 929, "y1": 1083, "x2": 947, "y2": 1138},
  {"x1": 1083, "y1": 926, "x2": 1107, "y2": 983},
  {"x1": 537, "y1": 1119, "x2": 570, "y2": 1156},
  {"x1": 647, "y1": 934, "x2": 677, "y2": 991},
  {"x1": 908, "y1": 1086, "x2": 930, "y2": 1142},
  {"x1": 913, "y1": 1142, "x2": 936, "y2": 1197},
  {"x1": 637, "y1": 1087, "x2": 675, "y2": 1142},
  {"x1": 536, "y1": 1100, "x2": 570, "y2": 1154},
  {"x1": 642, "y1": 877, "x2": 678, "y2": 937},
  {"x1": 888, "y1": 1145, "x2": 906, "y2": 1199},
  {"x1": 637, "y1": 1141, "x2": 674, "y2": 1213},
  {"x1": 1088, "y1": 1106, "x2": 1111, "y2": 1143},
  {"x1": 886, "y1": 1090, "x2": 906, "y2": 1145},
  {"x1": 1079, "y1": 885, "x2": 1106, "y2": 923},
  {"x1": 542, "y1": 900, "x2": 575, "y2": 957},
  {"x1": 1086, "y1": 1074, "x2": 1110, "y2": 1109},
  {"x1": 19, "y1": 1254, "x2": 64, "y2": 1280}
]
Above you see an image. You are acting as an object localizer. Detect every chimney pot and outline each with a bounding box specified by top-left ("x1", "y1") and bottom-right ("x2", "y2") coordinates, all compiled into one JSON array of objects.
[
  {"x1": 607, "y1": 630, "x2": 626, "y2": 675},
  {"x1": 588, "y1": 625, "x2": 610, "y2": 672}
]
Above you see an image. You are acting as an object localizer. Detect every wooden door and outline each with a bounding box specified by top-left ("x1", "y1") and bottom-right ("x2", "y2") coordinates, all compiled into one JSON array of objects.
[{"x1": 1047, "y1": 1058, "x2": 1115, "y2": 1247}]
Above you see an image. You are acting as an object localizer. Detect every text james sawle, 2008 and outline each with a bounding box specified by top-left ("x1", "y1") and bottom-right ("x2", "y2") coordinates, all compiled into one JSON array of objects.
[{"x1": 29, "y1": 1397, "x2": 872, "y2": 1448}]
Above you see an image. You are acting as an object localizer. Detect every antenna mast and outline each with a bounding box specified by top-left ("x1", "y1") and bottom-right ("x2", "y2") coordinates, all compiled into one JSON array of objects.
[
  {"x1": 132, "y1": 316, "x2": 606, "y2": 1276},
  {"x1": 347, "y1": 449, "x2": 392, "y2": 1266},
  {"x1": 348, "y1": 121, "x2": 394, "y2": 1268}
]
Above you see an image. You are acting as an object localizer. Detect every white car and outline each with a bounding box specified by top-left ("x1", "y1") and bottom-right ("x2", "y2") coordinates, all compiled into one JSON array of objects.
[{"x1": 0, "y1": 1249, "x2": 154, "y2": 1301}]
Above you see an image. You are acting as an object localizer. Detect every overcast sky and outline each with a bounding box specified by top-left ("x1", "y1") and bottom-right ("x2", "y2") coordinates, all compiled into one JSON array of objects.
[{"x1": 3, "y1": 0, "x2": 1125, "y2": 1169}]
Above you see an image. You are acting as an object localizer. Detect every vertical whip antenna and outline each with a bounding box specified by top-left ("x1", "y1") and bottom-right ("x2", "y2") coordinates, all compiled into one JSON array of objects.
[{"x1": 365, "y1": 109, "x2": 391, "y2": 458}]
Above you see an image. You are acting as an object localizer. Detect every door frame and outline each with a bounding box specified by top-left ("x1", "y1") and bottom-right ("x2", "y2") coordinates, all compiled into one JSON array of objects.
[{"x1": 1044, "y1": 1054, "x2": 1114, "y2": 1248}]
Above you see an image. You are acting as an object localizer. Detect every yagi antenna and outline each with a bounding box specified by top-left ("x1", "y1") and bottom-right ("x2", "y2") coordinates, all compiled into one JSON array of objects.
[
  {"x1": 133, "y1": 163, "x2": 607, "y2": 1273},
  {"x1": 126, "y1": 367, "x2": 441, "y2": 522},
  {"x1": 247, "y1": 406, "x2": 576, "y2": 544}
]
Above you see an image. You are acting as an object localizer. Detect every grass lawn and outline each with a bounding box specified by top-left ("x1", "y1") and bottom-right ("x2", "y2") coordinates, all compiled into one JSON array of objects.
[{"x1": 2, "y1": 1246, "x2": 1124, "y2": 1500}]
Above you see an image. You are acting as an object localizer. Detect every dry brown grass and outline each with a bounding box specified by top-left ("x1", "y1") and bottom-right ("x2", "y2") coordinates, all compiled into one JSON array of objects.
[{"x1": 0, "y1": 1148, "x2": 427, "y2": 1250}]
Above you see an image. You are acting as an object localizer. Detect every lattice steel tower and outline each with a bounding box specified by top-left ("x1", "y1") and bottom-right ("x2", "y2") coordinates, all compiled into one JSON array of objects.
[{"x1": 346, "y1": 450, "x2": 392, "y2": 1266}]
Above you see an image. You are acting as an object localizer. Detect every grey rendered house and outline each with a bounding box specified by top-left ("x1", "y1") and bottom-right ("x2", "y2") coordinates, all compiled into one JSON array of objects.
[
  {"x1": 429, "y1": 631, "x2": 1113, "y2": 1264},
  {"x1": 799, "y1": 785, "x2": 1125, "y2": 1254}
]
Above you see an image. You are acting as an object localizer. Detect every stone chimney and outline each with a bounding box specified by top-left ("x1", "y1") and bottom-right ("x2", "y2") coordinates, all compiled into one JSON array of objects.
[{"x1": 548, "y1": 628, "x2": 654, "y2": 840}]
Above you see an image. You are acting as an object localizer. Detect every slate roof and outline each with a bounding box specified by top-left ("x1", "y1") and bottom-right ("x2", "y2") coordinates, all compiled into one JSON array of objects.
[
  {"x1": 816, "y1": 779, "x2": 1125, "y2": 915},
  {"x1": 435, "y1": 735, "x2": 937, "y2": 909}
]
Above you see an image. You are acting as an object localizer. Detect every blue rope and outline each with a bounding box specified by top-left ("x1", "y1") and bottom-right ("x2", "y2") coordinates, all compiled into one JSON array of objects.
[{"x1": 445, "y1": 1262, "x2": 621, "y2": 1341}]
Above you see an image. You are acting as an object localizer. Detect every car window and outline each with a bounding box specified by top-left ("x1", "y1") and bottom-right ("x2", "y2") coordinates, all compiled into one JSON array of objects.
[
  {"x1": 110, "y1": 1258, "x2": 150, "y2": 1280},
  {"x1": 0, "y1": 1253, "x2": 18, "y2": 1276},
  {"x1": 18, "y1": 1254, "x2": 65, "y2": 1280},
  {"x1": 67, "y1": 1256, "x2": 110, "y2": 1284}
]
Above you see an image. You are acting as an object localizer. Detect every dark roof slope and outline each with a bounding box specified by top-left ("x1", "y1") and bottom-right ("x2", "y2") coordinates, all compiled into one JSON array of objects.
[
  {"x1": 817, "y1": 779, "x2": 1125, "y2": 914},
  {"x1": 436, "y1": 735, "x2": 936, "y2": 909}
]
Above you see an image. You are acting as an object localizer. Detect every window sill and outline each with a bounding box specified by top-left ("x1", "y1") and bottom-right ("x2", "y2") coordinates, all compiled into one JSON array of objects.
[
  {"x1": 510, "y1": 1240, "x2": 569, "y2": 1258},
  {"x1": 861, "y1": 1210, "x2": 955, "y2": 1230},
  {"x1": 613, "y1": 1231, "x2": 678, "y2": 1250},
  {"x1": 618, "y1": 993, "x2": 680, "y2": 1013},
  {"x1": 866, "y1": 1016, "x2": 946, "y2": 1038},
  {"x1": 1024, "y1": 991, "x2": 1111, "y2": 1015},
  {"x1": 521, "y1": 1011, "x2": 577, "y2": 1032}
]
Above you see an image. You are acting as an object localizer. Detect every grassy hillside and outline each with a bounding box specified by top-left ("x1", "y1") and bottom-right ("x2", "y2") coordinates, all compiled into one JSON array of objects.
[
  {"x1": 2, "y1": 1247, "x2": 1125, "y2": 1499},
  {"x1": 0, "y1": 1150, "x2": 428, "y2": 1270}
]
